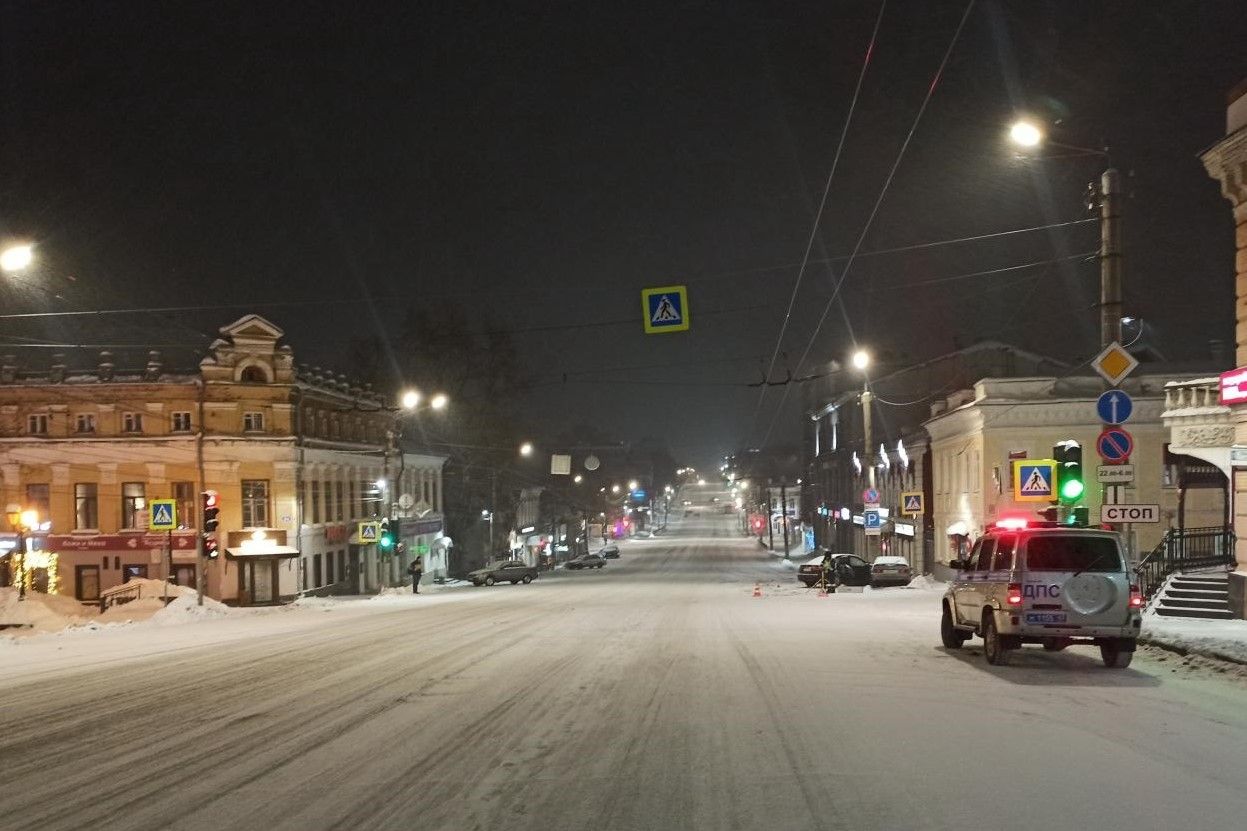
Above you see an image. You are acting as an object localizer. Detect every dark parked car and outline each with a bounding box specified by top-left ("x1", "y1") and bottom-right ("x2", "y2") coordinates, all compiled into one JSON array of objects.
[
  {"x1": 566, "y1": 554, "x2": 606, "y2": 570},
  {"x1": 468, "y1": 560, "x2": 539, "y2": 586},
  {"x1": 796, "y1": 552, "x2": 872, "y2": 589},
  {"x1": 600, "y1": 545, "x2": 621, "y2": 559}
]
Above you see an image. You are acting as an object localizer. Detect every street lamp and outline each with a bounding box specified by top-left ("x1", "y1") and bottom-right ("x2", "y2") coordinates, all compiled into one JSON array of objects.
[
  {"x1": 6, "y1": 505, "x2": 38, "y2": 601},
  {"x1": 429, "y1": 393, "x2": 448, "y2": 410},
  {"x1": 852, "y1": 348, "x2": 876, "y2": 558},
  {"x1": 520, "y1": 442, "x2": 534, "y2": 457},
  {"x1": 400, "y1": 390, "x2": 421, "y2": 410},
  {"x1": 573, "y1": 474, "x2": 583, "y2": 484},
  {"x1": 0, "y1": 244, "x2": 33, "y2": 273},
  {"x1": 1008, "y1": 120, "x2": 1042, "y2": 148},
  {"x1": 611, "y1": 484, "x2": 620, "y2": 494},
  {"x1": 627, "y1": 480, "x2": 638, "y2": 491}
]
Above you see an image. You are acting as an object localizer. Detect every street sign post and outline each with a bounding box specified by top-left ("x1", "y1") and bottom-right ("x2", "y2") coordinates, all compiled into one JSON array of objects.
[
  {"x1": 1013, "y1": 460, "x2": 1057, "y2": 502},
  {"x1": 1096, "y1": 464, "x2": 1135, "y2": 484},
  {"x1": 148, "y1": 499, "x2": 177, "y2": 531},
  {"x1": 900, "y1": 491, "x2": 924, "y2": 515},
  {"x1": 1095, "y1": 390, "x2": 1134, "y2": 425},
  {"x1": 1096, "y1": 427, "x2": 1134, "y2": 464},
  {"x1": 1091, "y1": 341, "x2": 1139, "y2": 386},
  {"x1": 863, "y1": 509, "x2": 882, "y2": 536},
  {"x1": 1102, "y1": 504, "x2": 1160, "y2": 523},
  {"x1": 641, "y1": 285, "x2": 690, "y2": 334}
]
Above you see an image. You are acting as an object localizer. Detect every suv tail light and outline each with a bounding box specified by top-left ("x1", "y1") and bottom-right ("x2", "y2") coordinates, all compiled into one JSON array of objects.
[
  {"x1": 1006, "y1": 583, "x2": 1023, "y2": 607},
  {"x1": 1129, "y1": 585, "x2": 1144, "y2": 609}
]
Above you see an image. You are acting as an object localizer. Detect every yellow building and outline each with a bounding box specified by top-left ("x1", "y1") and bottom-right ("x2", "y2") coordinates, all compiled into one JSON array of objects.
[{"x1": 0, "y1": 314, "x2": 446, "y2": 605}]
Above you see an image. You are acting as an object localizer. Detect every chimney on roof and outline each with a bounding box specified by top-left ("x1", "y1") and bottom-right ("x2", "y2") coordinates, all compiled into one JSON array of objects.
[
  {"x1": 98, "y1": 351, "x2": 114, "y2": 381},
  {"x1": 49, "y1": 354, "x2": 66, "y2": 383},
  {"x1": 145, "y1": 351, "x2": 162, "y2": 381},
  {"x1": 1, "y1": 355, "x2": 16, "y2": 384}
]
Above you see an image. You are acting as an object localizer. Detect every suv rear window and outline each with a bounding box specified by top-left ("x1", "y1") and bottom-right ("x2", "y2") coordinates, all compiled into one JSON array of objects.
[{"x1": 1024, "y1": 535, "x2": 1121, "y2": 572}]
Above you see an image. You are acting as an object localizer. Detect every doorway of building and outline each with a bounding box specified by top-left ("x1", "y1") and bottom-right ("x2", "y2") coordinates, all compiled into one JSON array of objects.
[
  {"x1": 75, "y1": 565, "x2": 101, "y2": 601},
  {"x1": 172, "y1": 564, "x2": 196, "y2": 587}
]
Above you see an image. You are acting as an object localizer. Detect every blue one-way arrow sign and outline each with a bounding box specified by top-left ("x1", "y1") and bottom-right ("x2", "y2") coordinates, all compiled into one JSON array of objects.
[{"x1": 1096, "y1": 390, "x2": 1133, "y2": 425}]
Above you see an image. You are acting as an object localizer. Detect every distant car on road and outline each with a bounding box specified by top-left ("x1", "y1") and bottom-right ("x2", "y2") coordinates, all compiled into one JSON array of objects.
[
  {"x1": 566, "y1": 553, "x2": 606, "y2": 570},
  {"x1": 870, "y1": 556, "x2": 913, "y2": 587},
  {"x1": 634, "y1": 529, "x2": 652, "y2": 539},
  {"x1": 600, "y1": 545, "x2": 621, "y2": 559},
  {"x1": 468, "y1": 560, "x2": 539, "y2": 586},
  {"x1": 796, "y1": 552, "x2": 872, "y2": 589}
]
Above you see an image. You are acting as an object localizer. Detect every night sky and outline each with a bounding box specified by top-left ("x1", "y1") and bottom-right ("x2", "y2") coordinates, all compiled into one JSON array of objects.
[{"x1": 1, "y1": 1, "x2": 1243, "y2": 466}]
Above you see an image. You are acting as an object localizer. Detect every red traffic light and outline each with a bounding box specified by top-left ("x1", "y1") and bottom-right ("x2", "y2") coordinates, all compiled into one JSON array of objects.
[{"x1": 202, "y1": 490, "x2": 219, "y2": 509}]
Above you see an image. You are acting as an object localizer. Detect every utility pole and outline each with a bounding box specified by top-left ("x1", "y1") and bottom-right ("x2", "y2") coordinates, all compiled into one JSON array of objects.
[
  {"x1": 1098, "y1": 167, "x2": 1123, "y2": 349},
  {"x1": 768, "y1": 487, "x2": 775, "y2": 551},
  {"x1": 861, "y1": 386, "x2": 875, "y2": 560},
  {"x1": 780, "y1": 481, "x2": 789, "y2": 555}
]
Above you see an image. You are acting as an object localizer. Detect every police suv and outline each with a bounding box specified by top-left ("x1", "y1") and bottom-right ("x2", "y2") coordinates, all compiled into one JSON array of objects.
[{"x1": 941, "y1": 518, "x2": 1144, "y2": 668}]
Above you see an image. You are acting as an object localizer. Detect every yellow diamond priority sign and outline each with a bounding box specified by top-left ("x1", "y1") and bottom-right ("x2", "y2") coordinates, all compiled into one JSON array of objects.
[{"x1": 1092, "y1": 341, "x2": 1138, "y2": 387}]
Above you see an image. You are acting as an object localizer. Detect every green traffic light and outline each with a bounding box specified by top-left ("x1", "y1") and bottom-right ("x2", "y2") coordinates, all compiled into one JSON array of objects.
[
  {"x1": 1061, "y1": 479, "x2": 1084, "y2": 501},
  {"x1": 380, "y1": 536, "x2": 394, "y2": 549}
]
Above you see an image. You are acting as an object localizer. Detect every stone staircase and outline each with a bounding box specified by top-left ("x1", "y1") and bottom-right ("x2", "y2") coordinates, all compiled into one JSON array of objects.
[{"x1": 1152, "y1": 572, "x2": 1233, "y2": 620}]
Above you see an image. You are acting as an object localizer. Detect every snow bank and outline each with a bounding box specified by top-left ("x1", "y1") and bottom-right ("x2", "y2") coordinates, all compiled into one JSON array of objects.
[
  {"x1": 149, "y1": 593, "x2": 231, "y2": 625},
  {"x1": 0, "y1": 587, "x2": 95, "y2": 633},
  {"x1": 1142, "y1": 612, "x2": 1247, "y2": 665}
]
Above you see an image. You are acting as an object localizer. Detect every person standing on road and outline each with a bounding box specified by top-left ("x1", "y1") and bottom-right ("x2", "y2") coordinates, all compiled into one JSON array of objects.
[{"x1": 408, "y1": 557, "x2": 423, "y2": 594}]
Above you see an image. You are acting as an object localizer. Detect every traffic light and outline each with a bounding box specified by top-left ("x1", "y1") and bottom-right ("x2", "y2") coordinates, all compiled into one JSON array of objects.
[
  {"x1": 751, "y1": 517, "x2": 764, "y2": 533},
  {"x1": 379, "y1": 518, "x2": 394, "y2": 550},
  {"x1": 202, "y1": 490, "x2": 219, "y2": 533},
  {"x1": 204, "y1": 534, "x2": 220, "y2": 559},
  {"x1": 1053, "y1": 440, "x2": 1084, "y2": 505}
]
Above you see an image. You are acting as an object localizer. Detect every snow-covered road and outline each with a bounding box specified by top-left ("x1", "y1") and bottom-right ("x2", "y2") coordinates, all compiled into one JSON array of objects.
[{"x1": 3, "y1": 513, "x2": 1247, "y2": 831}]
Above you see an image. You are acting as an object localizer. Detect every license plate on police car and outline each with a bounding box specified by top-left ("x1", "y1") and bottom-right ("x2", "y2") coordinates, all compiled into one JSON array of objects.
[{"x1": 1025, "y1": 612, "x2": 1067, "y2": 624}]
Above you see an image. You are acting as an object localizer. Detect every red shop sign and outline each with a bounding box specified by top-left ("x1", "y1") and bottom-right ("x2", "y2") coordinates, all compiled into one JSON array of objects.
[{"x1": 44, "y1": 532, "x2": 198, "y2": 551}]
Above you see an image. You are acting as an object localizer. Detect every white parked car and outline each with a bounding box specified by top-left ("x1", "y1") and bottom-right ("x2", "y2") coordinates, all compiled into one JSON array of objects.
[{"x1": 869, "y1": 556, "x2": 912, "y2": 587}]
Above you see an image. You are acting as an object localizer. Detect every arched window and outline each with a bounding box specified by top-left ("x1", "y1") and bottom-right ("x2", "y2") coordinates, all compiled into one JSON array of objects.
[{"x1": 239, "y1": 365, "x2": 267, "y2": 384}]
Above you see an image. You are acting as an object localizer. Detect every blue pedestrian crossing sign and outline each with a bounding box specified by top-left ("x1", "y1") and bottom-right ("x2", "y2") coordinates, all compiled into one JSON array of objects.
[
  {"x1": 901, "y1": 491, "x2": 924, "y2": 515},
  {"x1": 149, "y1": 499, "x2": 177, "y2": 531},
  {"x1": 642, "y1": 285, "x2": 690, "y2": 334},
  {"x1": 1012, "y1": 460, "x2": 1057, "y2": 502}
]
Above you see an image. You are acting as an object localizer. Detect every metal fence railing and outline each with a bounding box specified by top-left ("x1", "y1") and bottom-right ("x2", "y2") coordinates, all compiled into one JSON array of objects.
[{"x1": 1135, "y1": 526, "x2": 1234, "y2": 599}]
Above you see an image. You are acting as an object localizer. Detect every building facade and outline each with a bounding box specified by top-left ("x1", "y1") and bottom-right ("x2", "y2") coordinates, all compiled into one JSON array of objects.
[
  {"x1": 925, "y1": 375, "x2": 1225, "y2": 575},
  {"x1": 0, "y1": 314, "x2": 445, "y2": 605}
]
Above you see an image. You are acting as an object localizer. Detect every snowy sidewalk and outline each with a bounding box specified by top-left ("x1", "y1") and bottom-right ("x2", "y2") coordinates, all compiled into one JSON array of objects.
[{"x1": 1141, "y1": 612, "x2": 1247, "y2": 665}]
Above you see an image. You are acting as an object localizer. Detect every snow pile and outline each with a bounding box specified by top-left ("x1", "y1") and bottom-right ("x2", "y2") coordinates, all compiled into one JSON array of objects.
[
  {"x1": 97, "y1": 596, "x2": 168, "y2": 624},
  {"x1": 0, "y1": 587, "x2": 93, "y2": 633},
  {"x1": 903, "y1": 575, "x2": 946, "y2": 592},
  {"x1": 291, "y1": 595, "x2": 343, "y2": 611},
  {"x1": 1142, "y1": 612, "x2": 1247, "y2": 665},
  {"x1": 150, "y1": 593, "x2": 231, "y2": 625}
]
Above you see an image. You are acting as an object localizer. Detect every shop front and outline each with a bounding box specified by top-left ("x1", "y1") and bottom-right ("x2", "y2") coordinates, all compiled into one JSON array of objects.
[
  {"x1": 398, "y1": 515, "x2": 445, "y2": 579},
  {"x1": 225, "y1": 529, "x2": 298, "y2": 606},
  {"x1": 34, "y1": 531, "x2": 198, "y2": 602}
]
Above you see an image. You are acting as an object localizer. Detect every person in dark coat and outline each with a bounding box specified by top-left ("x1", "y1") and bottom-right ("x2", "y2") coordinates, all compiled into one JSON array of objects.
[{"x1": 408, "y1": 557, "x2": 423, "y2": 594}]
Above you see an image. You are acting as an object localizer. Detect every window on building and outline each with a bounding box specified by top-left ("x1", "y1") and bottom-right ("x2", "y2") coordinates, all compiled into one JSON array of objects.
[
  {"x1": 349, "y1": 479, "x2": 357, "y2": 519},
  {"x1": 311, "y1": 480, "x2": 321, "y2": 524},
  {"x1": 173, "y1": 481, "x2": 195, "y2": 528},
  {"x1": 240, "y1": 365, "x2": 267, "y2": 383},
  {"x1": 75, "y1": 483, "x2": 99, "y2": 530},
  {"x1": 325, "y1": 477, "x2": 336, "y2": 522},
  {"x1": 75, "y1": 413, "x2": 96, "y2": 434},
  {"x1": 423, "y1": 478, "x2": 431, "y2": 505},
  {"x1": 27, "y1": 414, "x2": 49, "y2": 435},
  {"x1": 122, "y1": 482, "x2": 146, "y2": 529},
  {"x1": 122, "y1": 412, "x2": 144, "y2": 433},
  {"x1": 243, "y1": 411, "x2": 265, "y2": 432},
  {"x1": 242, "y1": 479, "x2": 270, "y2": 527},
  {"x1": 313, "y1": 554, "x2": 323, "y2": 587},
  {"x1": 326, "y1": 551, "x2": 335, "y2": 584},
  {"x1": 171, "y1": 411, "x2": 192, "y2": 432},
  {"x1": 432, "y1": 477, "x2": 439, "y2": 511},
  {"x1": 335, "y1": 481, "x2": 345, "y2": 521},
  {"x1": 25, "y1": 484, "x2": 50, "y2": 525}
]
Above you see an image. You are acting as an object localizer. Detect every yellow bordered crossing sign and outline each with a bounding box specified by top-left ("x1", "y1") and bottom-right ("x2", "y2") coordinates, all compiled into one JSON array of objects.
[
  {"x1": 900, "y1": 491, "x2": 924, "y2": 515},
  {"x1": 641, "y1": 285, "x2": 690, "y2": 334},
  {"x1": 1013, "y1": 459, "x2": 1057, "y2": 502},
  {"x1": 149, "y1": 499, "x2": 177, "y2": 531}
]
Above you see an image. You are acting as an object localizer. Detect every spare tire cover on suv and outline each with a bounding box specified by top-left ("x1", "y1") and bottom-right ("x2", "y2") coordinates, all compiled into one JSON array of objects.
[{"x1": 1063, "y1": 573, "x2": 1118, "y2": 615}]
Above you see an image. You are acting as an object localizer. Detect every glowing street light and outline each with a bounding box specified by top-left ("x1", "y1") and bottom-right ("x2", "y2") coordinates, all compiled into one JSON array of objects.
[
  {"x1": 429, "y1": 393, "x2": 448, "y2": 410},
  {"x1": 1008, "y1": 119, "x2": 1043, "y2": 148},
  {"x1": 0, "y1": 244, "x2": 33, "y2": 273},
  {"x1": 627, "y1": 480, "x2": 638, "y2": 491},
  {"x1": 400, "y1": 390, "x2": 421, "y2": 410},
  {"x1": 519, "y1": 442, "x2": 534, "y2": 457},
  {"x1": 611, "y1": 484, "x2": 621, "y2": 494},
  {"x1": 851, "y1": 349, "x2": 870, "y2": 371},
  {"x1": 573, "y1": 474, "x2": 583, "y2": 484}
]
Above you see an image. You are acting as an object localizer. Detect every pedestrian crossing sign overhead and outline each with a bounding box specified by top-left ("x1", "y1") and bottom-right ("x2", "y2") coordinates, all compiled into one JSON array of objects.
[
  {"x1": 149, "y1": 499, "x2": 177, "y2": 531},
  {"x1": 901, "y1": 491, "x2": 924, "y2": 515},
  {"x1": 1012, "y1": 459, "x2": 1057, "y2": 502},
  {"x1": 641, "y1": 285, "x2": 690, "y2": 334}
]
